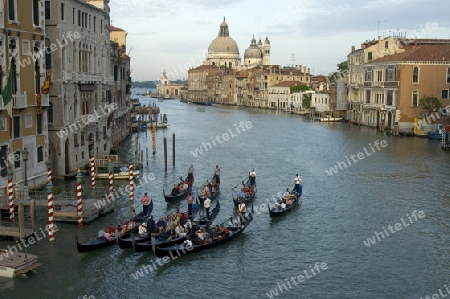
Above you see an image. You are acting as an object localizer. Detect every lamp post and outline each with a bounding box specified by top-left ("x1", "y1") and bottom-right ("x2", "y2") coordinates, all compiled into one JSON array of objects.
[{"x1": 22, "y1": 148, "x2": 29, "y2": 186}]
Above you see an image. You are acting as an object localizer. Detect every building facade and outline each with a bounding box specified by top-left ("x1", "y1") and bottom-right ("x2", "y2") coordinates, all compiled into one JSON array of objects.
[
  {"x1": 46, "y1": 0, "x2": 112, "y2": 177},
  {"x1": 0, "y1": 0, "x2": 49, "y2": 188}
]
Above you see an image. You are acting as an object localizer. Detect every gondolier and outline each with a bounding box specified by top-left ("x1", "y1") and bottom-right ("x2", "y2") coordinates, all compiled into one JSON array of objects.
[
  {"x1": 141, "y1": 193, "x2": 151, "y2": 216},
  {"x1": 249, "y1": 168, "x2": 256, "y2": 186},
  {"x1": 294, "y1": 174, "x2": 301, "y2": 194},
  {"x1": 214, "y1": 165, "x2": 221, "y2": 184},
  {"x1": 204, "y1": 197, "x2": 211, "y2": 220},
  {"x1": 238, "y1": 200, "x2": 246, "y2": 222}
]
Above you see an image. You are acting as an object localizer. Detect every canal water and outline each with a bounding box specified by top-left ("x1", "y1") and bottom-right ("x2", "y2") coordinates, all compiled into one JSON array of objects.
[{"x1": 1, "y1": 96, "x2": 449, "y2": 299}]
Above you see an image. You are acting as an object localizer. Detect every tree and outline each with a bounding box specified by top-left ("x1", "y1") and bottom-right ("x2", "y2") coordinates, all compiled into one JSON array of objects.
[
  {"x1": 337, "y1": 61, "x2": 348, "y2": 73},
  {"x1": 327, "y1": 61, "x2": 348, "y2": 84},
  {"x1": 303, "y1": 93, "x2": 311, "y2": 108},
  {"x1": 419, "y1": 96, "x2": 442, "y2": 116},
  {"x1": 290, "y1": 84, "x2": 310, "y2": 93}
]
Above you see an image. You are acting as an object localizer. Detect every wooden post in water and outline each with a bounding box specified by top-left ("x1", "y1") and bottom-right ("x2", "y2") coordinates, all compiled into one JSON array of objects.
[
  {"x1": 152, "y1": 126, "x2": 156, "y2": 155},
  {"x1": 90, "y1": 149, "x2": 95, "y2": 189},
  {"x1": 7, "y1": 168, "x2": 14, "y2": 222},
  {"x1": 30, "y1": 199, "x2": 36, "y2": 232},
  {"x1": 76, "y1": 169, "x2": 83, "y2": 226},
  {"x1": 164, "y1": 137, "x2": 167, "y2": 173},
  {"x1": 129, "y1": 156, "x2": 134, "y2": 201},
  {"x1": 172, "y1": 133, "x2": 175, "y2": 167},
  {"x1": 18, "y1": 204, "x2": 25, "y2": 240},
  {"x1": 146, "y1": 147, "x2": 148, "y2": 165},
  {"x1": 47, "y1": 180, "x2": 54, "y2": 241}
]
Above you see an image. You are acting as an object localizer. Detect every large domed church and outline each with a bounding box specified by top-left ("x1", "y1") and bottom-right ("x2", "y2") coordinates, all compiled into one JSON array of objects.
[{"x1": 205, "y1": 17, "x2": 271, "y2": 69}]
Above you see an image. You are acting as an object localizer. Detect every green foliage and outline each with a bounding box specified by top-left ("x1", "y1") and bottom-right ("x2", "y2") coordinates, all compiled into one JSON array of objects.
[
  {"x1": 53, "y1": 187, "x2": 62, "y2": 195},
  {"x1": 303, "y1": 94, "x2": 311, "y2": 108},
  {"x1": 290, "y1": 85, "x2": 311, "y2": 93},
  {"x1": 419, "y1": 96, "x2": 442, "y2": 115},
  {"x1": 337, "y1": 61, "x2": 348, "y2": 72}
]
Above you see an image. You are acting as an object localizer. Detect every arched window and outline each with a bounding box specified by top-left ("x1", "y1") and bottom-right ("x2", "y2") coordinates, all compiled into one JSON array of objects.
[
  {"x1": 447, "y1": 67, "x2": 450, "y2": 84},
  {"x1": 412, "y1": 66, "x2": 419, "y2": 83},
  {"x1": 11, "y1": 57, "x2": 17, "y2": 94}
]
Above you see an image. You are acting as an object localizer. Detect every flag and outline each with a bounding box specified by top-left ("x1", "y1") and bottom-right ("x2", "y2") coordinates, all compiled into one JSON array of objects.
[
  {"x1": 40, "y1": 69, "x2": 52, "y2": 95},
  {"x1": 2, "y1": 69, "x2": 12, "y2": 108},
  {"x1": 1, "y1": 69, "x2": 13, "y2": 138}
]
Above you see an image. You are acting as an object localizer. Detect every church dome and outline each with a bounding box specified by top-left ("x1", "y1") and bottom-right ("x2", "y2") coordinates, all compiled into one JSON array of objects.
[
  {"x1": 244, "y1": 36, "x2": 262, "y2": 59},
  {"x1": 208, "y1": 18, "x2": 239, "y2": 55}
]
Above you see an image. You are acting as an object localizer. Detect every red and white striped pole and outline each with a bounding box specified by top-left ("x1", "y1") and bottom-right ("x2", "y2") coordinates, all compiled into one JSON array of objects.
[
  {"x1": 7, "y1": 168, "x2": 14, "y2": 222},
  {"x1": 47, "y1": 180, "x2": 54, "y2": 241},
  {"x1": 129, "y1": 157, "x2": 134, "y2": 201},
  {"x1": 76, "y1": 169, "x2": 83, "y2": 226},
  {"x1": 90, "y1": 149, "x2": 95, "y2": 189},
  {"x1": 46, "y1": 159, "x2": 52, "y2": 182},
  {"x1": 108, "y1": 161, "x2": 114, "y2": 203}
]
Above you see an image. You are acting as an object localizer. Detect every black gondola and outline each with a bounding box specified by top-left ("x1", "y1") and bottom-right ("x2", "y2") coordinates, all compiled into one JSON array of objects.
[
  {"x1": 128, "y1": 201, "x2": 202, "y2": 251},
  {"x1": 133, "y1": 234, "x2": 188, "y2": 253},
  {"x1": 77, "y1": 236, "x2": 117, "y2": 253},
  {"x1": 153, "y1": 207, "x2": 254, "y2": 258},
  {"x1": 198, "y1": 174, "x2": 220, "y2": 203},
  {"x1": 268, "y1": 186, "x2": 302, "y2": 218},
  {"x1": 164, "y1": 172, "x2": 194, "y2": 202},
  {"x1": 232, "y1": 177, "x2": 256, "y2": 206},
  {"x1": 197, "y1": 200, "x2": 220, "y2": 229}
]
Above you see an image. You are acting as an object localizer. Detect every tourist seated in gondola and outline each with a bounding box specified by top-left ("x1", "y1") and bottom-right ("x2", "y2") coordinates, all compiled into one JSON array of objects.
[
  {"x1": 195, "y1": 229, "x2": 205, "y2": 244},
  {"x1": 138, "y1": 222, "x2": 147, "y2": 237},
  {"x1": 202, "y1": 184, "x2": 211, "y2": 197},
  {"x1": 237, "y1": 190, "x2": 246, "y2": 200},
  {"x1": 211, "y1": 183, "x2": 217, "y2": 194},
  {"x1": 107, "y1": 223, "x2": 115, "y2": 234},
  {"x1": 98, "y1": 228, "x2": 113, "y2": 241},
  {"x1": 158, "y1": 229, "x2": 170, "y2": 241},
  {"x1": 175, "y1": 222, "x2": 186, "y2": 238},
  {"x1": 156, "y1": 217, "x2": 166, "y2": 232},
  {"x1": 211, "y1": 227, "x2": 220, "y2": 241},
  {"x1": 171, "y1": 184, "x2": 179, "y2": 195},
  {"x1": 167, "y1": 224, "x2": 176, "y2": 240}
]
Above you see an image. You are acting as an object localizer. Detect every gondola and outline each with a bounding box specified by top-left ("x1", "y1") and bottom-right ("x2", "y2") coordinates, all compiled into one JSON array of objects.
[
  {"x1": 164, "y1": 172, "x2": 195, "y2": 202},
  {"x1": 133, "y1": 234, "x2": 188, "y2": 253},
  {"x1": 198, "y1": 176, "x2": 220, "y2": 203},
  {"x1": 197, "y1": 200, "x2": 220, "y2": 229},
  {"x1": 268, "y1": 186, "x2": 302, "y2": 218},
  {"x1": 232, "y1": 177, "x2": 256, "y2": 206},
  {"x1": 77, "y1": 233, "x2": 119, "y2": 253},
  {"x1": 153, "y1": 207, "x2": 254, "y2": 258},
  {"x1": 128, "y1": 201, "x2": 202, "y2": 251}
]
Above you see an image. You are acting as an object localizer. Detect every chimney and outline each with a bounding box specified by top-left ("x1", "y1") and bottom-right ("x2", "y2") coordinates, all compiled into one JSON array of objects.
[
  {"x1": 351, "y1": 46, "x2": 355, "y2": 52},
  {"x1": 303, "y1": 66, "x2": 307, "y2": 74},
  {"x1": 307, "y1": 68, "x2": 310, "y2": 74},
  {"x1": 361, "y1": 43, "x2": 365, "y2": 49},
  {"x1": 299, "y1": 65, "x2": 302, "y2": 74},
  {"x1": 378, "y1": 35, "x2": 382, "y2": 42}
]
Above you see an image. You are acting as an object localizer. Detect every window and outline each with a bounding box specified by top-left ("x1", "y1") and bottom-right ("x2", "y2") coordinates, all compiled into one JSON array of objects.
[
  {"x1": 0, "y1": 146, "x2": 7, "y2": 177},
  {"x1": 44, "y1": 0, "x2": 50, "y2": 20},
  {"x1": 93, "y1": 16, "x2": 96, "y2": 31},
  {"x1": 61, "y1": 3, "x2": 65, "y2": 21},
  {"x1": 22, "y1": 40, "x2": 30, "y2": 55},
  {"x1": 37, "y1": 146, "x2": 44, "y2": 162},
  {"x1": 25, "y1": 113, "x2": 32, "y2": 128},
  {"x1": 45, "y1": 48, "x2": 51, "y2": 70},
  {"x1": 33, "y1": 0, "x2": 40, "y2": 25},
  {"x1": 14, "y1": 150, "x2": 20, "y2": 168},
  {"x1": 78, "y1": 10, "x2": 81, "y2": 26},
  {"x1": 0, "y1": 116, "x2": 6, "y2": 131},
  {"x1": 387, "y1": 90, "x2": 393, "y2": 106},
  {"x1": 81, "y1": 132, "x2": 85, "y2": 146},
  {"x1": 447, "y1": 68, "x2": 450, "y2": 84},
  {"x1": 366, "y1": 90, "x2": 371, "y2": 104},
  {"x1": 385, "y1": 41, "x2": 388, "y2": 49},
  {"x1": 377, "y1": 70, "x2": 382, "y2": 81},
  {"x1": 74, "y1": 133, "x2": 78, "y2": 147},
  {"x1": 368, "y1": 52, "x2": 373, "y2": 61},
  {"x1": 37, "y1": 114, "x2": 42, "y2": 134},
  {"x1": 35, "y1": 60, "x2": 40, "y2": 94},
  {"x1": 413, "y1": 66, "x2": 419, "y2": 83},
  {"x1": 365, "y1": 68, "x2": 372, "y2": 81},
  {"x1": 72, "y1": 8, "x2": 75, "y2": 24},
  {"x1": 386, "y1": 68, "x2": 395, "y2": 81},
  {"x1": 13, "y1": 115, "x2": 20, "y2": 138},
  {"x1": 48, "y1": 102, "x2": 53, "y2": 123},
  {"x1": 8, "y1": 0, "x2": 16, "y2": 21},
  {"x1": 412, "y1": 91, "x2": 418, "y2": 107},
  {"x1": 101, "y1": 19, "x2": 103, "y2": 33},
  {"x1": 442, "y1": 90, "x2": 449, "y2": 99}
]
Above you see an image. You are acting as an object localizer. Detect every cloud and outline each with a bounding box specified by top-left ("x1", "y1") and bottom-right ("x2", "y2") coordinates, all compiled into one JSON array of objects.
[{"x1": 295, "y1": 0, "x2": 450, "y2": 36}]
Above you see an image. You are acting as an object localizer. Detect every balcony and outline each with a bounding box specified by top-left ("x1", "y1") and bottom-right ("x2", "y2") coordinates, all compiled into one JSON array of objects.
[
  {"x1": 12, "y1": 94, "x2": 27, "y2": 109},
  {"x1": 0, "y1": 95, "x2": 4, "y2": 110},
  {"x1": 41, "y1": 94, "x2": 50, "y2": 106},
  {"x1": 63, "y1": 71, "x2": 72, "y2": 82},
  {"x1": 384, "y1": 81, "x2": 398, "y2": 88}
]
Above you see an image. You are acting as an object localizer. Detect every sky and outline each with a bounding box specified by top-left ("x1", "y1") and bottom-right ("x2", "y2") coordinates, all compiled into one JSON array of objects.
[{"x1": 109, "y1": 0, "x2": 450, "y2": 82}]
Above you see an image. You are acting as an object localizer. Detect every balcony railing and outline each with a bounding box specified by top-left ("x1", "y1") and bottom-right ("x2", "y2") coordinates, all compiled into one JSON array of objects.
[{"x1": 12, "y1": 94, "x2": 27, "y2": 109}]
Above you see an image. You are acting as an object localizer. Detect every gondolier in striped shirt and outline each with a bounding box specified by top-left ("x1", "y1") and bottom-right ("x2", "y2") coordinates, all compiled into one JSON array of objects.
[{"x1": 141, "y1": 193, "x2": 151, "y2": 216}]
